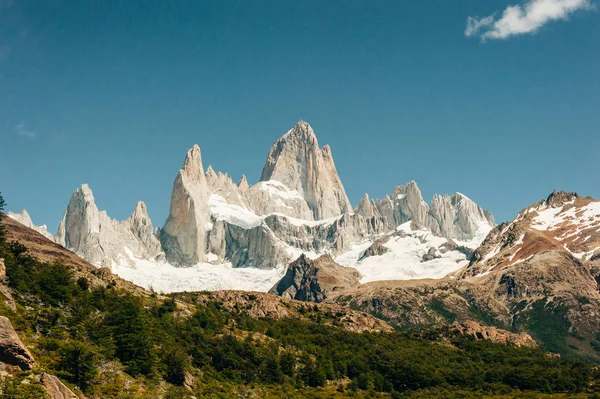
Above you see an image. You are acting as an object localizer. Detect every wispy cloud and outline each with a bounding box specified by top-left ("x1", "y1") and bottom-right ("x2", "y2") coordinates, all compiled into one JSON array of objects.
[
  {"x1": 465, "y1": 0, "x2": 594, "y2": 40},
  {"x1": 15, "y1": 122, "x2": 36, "y2": 139}
]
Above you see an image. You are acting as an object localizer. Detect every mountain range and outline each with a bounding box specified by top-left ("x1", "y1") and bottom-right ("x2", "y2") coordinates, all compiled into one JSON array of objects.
[{"x1": 8, "y1": 120, "x2": 496, "y2": 293}]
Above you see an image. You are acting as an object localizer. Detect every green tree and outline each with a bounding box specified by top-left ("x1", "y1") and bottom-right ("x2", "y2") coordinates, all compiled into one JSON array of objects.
[{"x1": 57, "y1": 341, "x2": 98, "y2": 392}]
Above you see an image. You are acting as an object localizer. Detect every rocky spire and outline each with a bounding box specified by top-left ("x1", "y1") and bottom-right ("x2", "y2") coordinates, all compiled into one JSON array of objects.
[
  {"x1": 127, "y1": 201, "x2": 162, "y2": 257},
  {"x1": 161, "y1": 145, "x2": 212, "y2": 265},
  {"x1": 259, "y1": 120, "x2": 352, "y2": 220},
  {"x1": 7, "y1": 209, "x2": 55, "y2": 241},
  {"x1": 355, "y1": 194, "x2": 381, "y2": 219},
  {"x1": 55, "y1": 185, "x2": 164, "y2": 267},
  {"x1": 237, "y1": 174, "x2": 249, "y2": 191}
]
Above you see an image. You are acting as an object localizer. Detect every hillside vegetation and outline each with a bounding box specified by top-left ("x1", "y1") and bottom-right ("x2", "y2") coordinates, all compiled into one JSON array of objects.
[{"x1": 0, "y1": 193, "x2": 598, "y2": 398}]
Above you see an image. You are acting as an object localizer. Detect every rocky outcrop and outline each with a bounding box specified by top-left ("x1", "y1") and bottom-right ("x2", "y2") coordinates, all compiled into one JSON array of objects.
[
  {"x1": 358, "y1": 240, "x2": 389, "y2": 261},
  {"x1": 269, "y1": 254, "x2": 361, "y2": 302},
  {"x1": 453, "y1": 321, "x2": 537, "y2": 348},
  {"x1": 56, "y1": 185, "x2": 163, "y2": 267},
  {"x1": 7, "y1": 210, "x2": 55, "y2": 241},
  {"x1": 190, "y1": 290, "x2": 392, "y2": 333},
  {"x1": 161, "y1": 145, "x2": 212, "y2": 266},
  {"x1": 40, "y1": 373, "x2": 78, "y2": 399},
  {"x1": 0, "y1": 316, "x2": 35, "y2": 370},
  {"x1": 421, "y1": 247, "x2": 441, "y2": 262},
  {"x1": 260, "y1": 120, "x2": 352, "y2": 220}
]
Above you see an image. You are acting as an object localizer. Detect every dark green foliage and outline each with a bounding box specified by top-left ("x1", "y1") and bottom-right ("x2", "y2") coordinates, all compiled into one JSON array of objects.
[{"x1": 56, "y1": 340, "x2": 98, "y2": 391}]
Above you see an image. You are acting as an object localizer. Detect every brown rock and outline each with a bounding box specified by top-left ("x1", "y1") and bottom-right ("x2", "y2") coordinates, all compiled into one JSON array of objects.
[
  {"x1": 269, "y1": 254, "x2": 361, "y2": 303},
  {"x1": 0, "y1": 258, "x2": 5, "y2": 280},
  {"x1": 40, "y1": 373, "x2": 78, "y2": 399},
  {"x1": 453, "y1": 320, "x2": 537, "y2": 348},
  {"x1": 184, "y1": 370, "x2": 196, "y2": 391},
  {"x1": 0, "y1": 316, "x2": 35, "y2": 370}
]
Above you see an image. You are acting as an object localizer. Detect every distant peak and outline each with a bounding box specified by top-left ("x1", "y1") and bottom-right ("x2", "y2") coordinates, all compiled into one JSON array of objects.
[
  {"x1": 205, "y1": 165, "x2": 216, "y2": 176},
  {"x1": 545, "y1": 190, "x2": 579, "y2": 207},
  {"x1": 76, "y1": 184, "x2": 95, "y2": 202},
  {"x1": 134, "y1": 200, "x2": 148, "y2": 215},
  {"x1": 237, "y1": 174, "x2": 249, "y2": 190},
  {"x1": 281, "y1": 120, "x2": 318, "y2": 144},
  {"x1": 181, "y1": 144, "x2": 205, "y2": 181}
]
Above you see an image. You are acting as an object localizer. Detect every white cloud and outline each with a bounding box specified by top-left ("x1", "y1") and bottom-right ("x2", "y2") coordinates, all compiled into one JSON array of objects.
[
  {"x1": 465, "y1": 0, "x2": 594, "y2": 40},
  {"x1": 15, "y1": 122, "x2": 35, "y2": 139}
]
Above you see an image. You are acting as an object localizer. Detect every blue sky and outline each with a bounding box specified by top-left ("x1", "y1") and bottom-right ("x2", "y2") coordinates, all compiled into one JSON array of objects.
[{"x1": 1, "y1": 0, "x2": 598, "y2": 232}]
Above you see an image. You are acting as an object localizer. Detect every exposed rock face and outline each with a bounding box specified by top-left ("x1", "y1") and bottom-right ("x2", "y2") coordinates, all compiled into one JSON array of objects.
[
  {"x1": 0, "y1": 258, "x2": 5, "y2": 280},
  {"x1": 358, "y1": 240, "x2": 389, "y2": 261},
  {"x1": 260, "y1": 120, "x2": 352, "y2": 220},
  {"x1": 428, "y1": 193, "x2": 495, "y2": 243},
  {"x1": 237, "y1": 174, "x2": 249, "y2": 192},
  {"x1": 0, "y1": 316, "x2": 35, "y2": 370},
  {"x1": 207, "y1": 212, "x2": 388, "y2": 269},
  {"x1": 7, "y1": 210, "x2": 55, "y2": 241},
  {"x1": 243, "y1": 180, "x2": 313, "y2": 220},
  {"x1": 206, "y1": 167, "x2": 246, "y2": 208},
  {"x1": 161, "y1": 145, "x2": 212, "y2": 265},
  {"x1": 354, "y1": 194, "x2": 381, "y2": 219},
  {"x1": 40, "y1": 373, "x2": 78, "y2": 399},
  {"x1": 453, "y1": 321, "x2": 537, "y2": 348},
  {"x1": 357, "y1": 181, "x2": 495, "y2": 246},
  {"x1": 269, "y1": 254, "x2": 361, "y2": 302},
  {"x1": 127, "y1": 201, "x2": 163, "y2": 261},
  {"x1": 56, "y1": 185, "x2": 163, "y2": 267}
]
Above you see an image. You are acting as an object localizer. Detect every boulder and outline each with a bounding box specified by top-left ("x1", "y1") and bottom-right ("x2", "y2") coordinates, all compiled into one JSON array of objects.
[
  {"x1": 40, "y1": 373, "x2": 78, "y2": 399},
  {"x1": 0, "y1": 316, "x2": 35, "y2": 370}
]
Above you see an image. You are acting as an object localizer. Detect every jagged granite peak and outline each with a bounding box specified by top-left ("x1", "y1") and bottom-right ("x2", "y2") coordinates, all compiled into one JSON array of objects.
[
  {"x1": 237, "y1": 174, "x2": 249, "y2": 191},
  {"x1": 372, "y1": 181, "x2": 429, "y2": 229},
  {"x1": 56, "y1": 185, "x2": 164, "y2": 267},
  {"x1": 6, "y1": 209, "x2": 55, "y2": 241},
  {"x1": 205, "y1": 165, "x2": 218, "y2": 183},
  {"x1": 161, "y1": 145, "x2": 212, "y2": 266},
  {"x1": 181, "y1": 144, "x2": 206, "y2": 182},
  {"x1": 367, "y1": 182, "x2": 495, "y2": 246},
  {"x1": 207, "y1": 168, "x2": 246, "y2": 208},
  {"x1": 428, "y1": 192, "x2": 495, "y2": 242},
  {"x1": 354, "y1": 194, "x2": 381, "y2": 219},
  {"x1": 127, "y1": 201, "x2": 163, "y2": 259},
  {"x1": 259, "y1": 120, "x2": 352, "y2": 220}
]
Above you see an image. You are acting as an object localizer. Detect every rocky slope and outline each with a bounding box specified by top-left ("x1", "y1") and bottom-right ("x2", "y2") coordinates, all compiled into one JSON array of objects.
[
  {"x1": 7, "y1": 209, "x2": 55, "y2": 241},
  {"x1": 327, "y1": 191, "x2": 600, "y2": 362}
]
